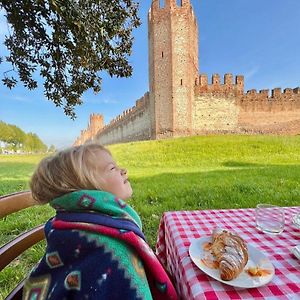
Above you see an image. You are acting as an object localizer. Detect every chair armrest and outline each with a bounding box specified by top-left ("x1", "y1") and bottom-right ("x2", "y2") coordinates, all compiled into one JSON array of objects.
[
  {"x1": 0, "y1": 191, "x2": 37, "y2": 218},
  {"x1": 0, "y1": 225, "x2": 45, "y2": 271}
]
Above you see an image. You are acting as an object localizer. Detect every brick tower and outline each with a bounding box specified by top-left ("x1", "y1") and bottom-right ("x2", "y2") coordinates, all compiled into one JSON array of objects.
[
  {"x1": 89, "y1": 114, "x2": 104, "y2": 138},
  {"x1": 148, "y1": 0, "x2": 199, "y2": 138}
]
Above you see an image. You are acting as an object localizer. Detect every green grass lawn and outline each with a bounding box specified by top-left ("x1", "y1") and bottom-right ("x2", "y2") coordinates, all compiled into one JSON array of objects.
[{"x1": 1, "y1": 135, "x2": 300, "y2": 298}]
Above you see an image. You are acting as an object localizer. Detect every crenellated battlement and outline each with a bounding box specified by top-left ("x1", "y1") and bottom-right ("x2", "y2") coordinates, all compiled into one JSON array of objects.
[
  {"x1": 75, "y1": 1, "x2": 300, "y2": 146},
  {"x1": 238, "y1": 85, "x2": 300, "y2": 113},
  {"x1": 96, "y1": 92, "x2": 150, "y2": 135},
  {"x1": 73, "y1": 113, "x2": 104, "y2": 145},
  {"x1": 293, "y1": 87, "x2": 300, "y2": 94},
  {"x1": 150, "y1": 0, "x2": 191, "y2": 10},
  {"x1": 75, "y1": 93, "x2": 150, "y2": 145},
  {"x1": 242, "y1": 86, "x2": 300, "y2": 99},
  {"x1": 195, "y1": 73, "x2": 300, "y2": 110},
  {"x1": 195, "y1": 73, "x2": 244, "y2": 96},
  {"x1": 149, "y1": 0, "x2": 192, "y2": 22}
]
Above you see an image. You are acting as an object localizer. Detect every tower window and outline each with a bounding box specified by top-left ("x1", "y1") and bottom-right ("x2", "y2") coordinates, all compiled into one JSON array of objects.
[
  {"x1": 176, "y1": 0, "x2": 182, "y2": 7},
  {"x1": 180, "y1": 79, "x2": 183, "y2": 86},
  {"x1": 159, "y1": 0, "x2": 165, "y2": 8},
  {"x1": 162, "y1": 51, "x2": 164, "y2": 58}
]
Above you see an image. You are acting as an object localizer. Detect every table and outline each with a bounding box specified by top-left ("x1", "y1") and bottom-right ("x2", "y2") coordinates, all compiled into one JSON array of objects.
[{"x1": 156, "y1": 207, "x2": 300, "y2": 299}]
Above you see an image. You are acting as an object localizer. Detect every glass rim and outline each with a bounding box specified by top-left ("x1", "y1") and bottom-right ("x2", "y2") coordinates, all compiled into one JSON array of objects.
[{"x1": 256, "y1": 203, "x2": 283, "y2": 209}]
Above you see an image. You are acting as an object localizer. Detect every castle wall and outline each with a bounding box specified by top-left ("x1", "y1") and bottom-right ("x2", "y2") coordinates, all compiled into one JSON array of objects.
[
  {"x1": 75, "y1": 73, "x2": 300, "y2": 146},
  {"x1": 192, "y1": 73, "x2": 300, "y2": 134},
  {"x1": 237, "y1": 87, "x2": 300, "y2": 133},
  {"x1": 73, "y1": 113, "x2": 104, "y2": 146},
  {"x1": 193, "y1": 95, "x2": 239, "y2": 132},
  {"x1": 193, "y1": 74, "x2": 242, "y2": 132},
  {"x1": 74, "y1": 1, "x2": 300, "y2": 146},
  {"x1": 94, "y1": 93, "x2": 151, "y2": 145},
  {"x1": 171, "y1": 1, "x2": 198, "y2": 135},
  {"x1": 148, "y1": 0, "x2": 199, "y2": 138},
  {"x1": 238, "y1": 88, "x2": 300, "y2": 112},
  {"x1": 148, "y1": 1, "x2": 173, "y2": 137}
]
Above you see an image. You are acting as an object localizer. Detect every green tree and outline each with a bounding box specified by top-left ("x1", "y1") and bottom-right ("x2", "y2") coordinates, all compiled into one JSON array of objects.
[
  {"x1": 0, "y1": 0, "x2": 141, "y2": 118},
  {"x1": 0, "y1": 121, "x2": 11, "y2": 143},
  {"x1": 10, "y1": 125, "x2": 26, "y2": 149},
  {"x1": 0, "y1": 121, "x2": 8, "y2": 142},
  {"x1": 0, "y1": 120, "x2": 47, "y2": 152},
  {"x1": 0, "y1": 121, "x2": 25, "y2": 150},
  {"x1": 24, "y1": 132, "x2": 47, "y2": 153},
  {"x1": 48, "y1": 144, "x2": 56, "y2": 152}
]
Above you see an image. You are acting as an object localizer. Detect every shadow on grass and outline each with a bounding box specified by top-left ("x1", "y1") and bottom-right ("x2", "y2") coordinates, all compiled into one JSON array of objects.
[
  {"x1": 131, "y1": 163, "x2": 297, "y2": 209},
  {"x1": 128, "y1": 162, "x2": 300, "y2": 246},
  {"x1": 1, "y1": 161, "x2": 299, "y2": 248},
  {"x1": 222, "y1": 160, "x2": 268, "y2": 168}
]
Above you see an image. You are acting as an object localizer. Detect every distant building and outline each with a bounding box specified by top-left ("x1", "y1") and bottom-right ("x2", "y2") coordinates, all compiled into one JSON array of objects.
[{"x1": 74, "y1": 0, "x2": 300, "y2": 146}]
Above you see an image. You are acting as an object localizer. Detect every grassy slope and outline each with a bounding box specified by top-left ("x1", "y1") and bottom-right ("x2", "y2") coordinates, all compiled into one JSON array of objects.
[
  {"x1": 0, "y1": 135, "x2": 300, "y2": 298},
  {"x1": 110, "y1": 135, "x2": 300, "y2": 245}
]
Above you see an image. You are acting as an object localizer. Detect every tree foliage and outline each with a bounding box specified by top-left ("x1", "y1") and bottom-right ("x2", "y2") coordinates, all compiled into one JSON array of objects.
[
  {"x1": 0, "y1": 121, "x2": 47, "y2": 152},
  {"x1": 0, "y1": 0, "x2": 141, "y2": 118},
  {"x1": 24, "y1": 132, "x2": 47, "y2": 152},
  {"x1": 48, "y1": 144, "x2": 56, "y2": 152}
]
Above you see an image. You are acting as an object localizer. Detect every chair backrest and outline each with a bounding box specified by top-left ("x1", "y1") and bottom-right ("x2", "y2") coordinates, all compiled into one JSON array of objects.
[{"x1": 0, "y1": 191, "x2": 45, "y2": 300}]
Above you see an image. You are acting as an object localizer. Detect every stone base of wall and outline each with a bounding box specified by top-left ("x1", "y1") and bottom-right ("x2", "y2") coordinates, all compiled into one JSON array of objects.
[
  {"x1": 96, "y1": 129, "x2": 152, "y2": 145},
  {"x1": 238, "y1": 119, "x2": 300, "y2": 135},
  {"x1": 238, "y1": 110, "x2": 300, "y2": 135}
]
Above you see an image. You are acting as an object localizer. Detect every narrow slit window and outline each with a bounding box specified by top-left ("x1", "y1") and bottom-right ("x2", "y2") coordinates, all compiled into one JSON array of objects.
[
  {"x1": 162, "y1": 51, "x2": 164, "y2": 58},
  {"x1": 159, "y1": 0, "x2": 165, "y2": 8},
  {"x1": 181, "y1": 79, "x2": 183, "y2": 86}
]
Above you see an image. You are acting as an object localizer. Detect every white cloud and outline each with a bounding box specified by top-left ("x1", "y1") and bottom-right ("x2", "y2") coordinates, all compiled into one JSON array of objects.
[
  {"x1": 244, "y1": 65, "x2": 260, "y2": 80},
  {"x1": 2, "y1": 94, "x2": 33, "y2": 103},
  {"x1": 12, "y1": 95, "x2": 32, "y2": 102},
  {"x1": 102, "y1": 98, "x2": 119, "y2": 104},
  {"x1": 84, "y1": 97, "x2": 119, "y2": 104}
]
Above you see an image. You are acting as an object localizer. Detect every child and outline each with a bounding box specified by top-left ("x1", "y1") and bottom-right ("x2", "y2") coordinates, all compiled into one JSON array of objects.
[{"x1": 23, "y1": 143, "x2": 177, "y2": 300}]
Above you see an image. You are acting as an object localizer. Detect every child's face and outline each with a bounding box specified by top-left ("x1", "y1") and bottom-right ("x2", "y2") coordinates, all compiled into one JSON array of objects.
[{"x1": 96, "y1": 150, "x2": 133, "y2": 200}]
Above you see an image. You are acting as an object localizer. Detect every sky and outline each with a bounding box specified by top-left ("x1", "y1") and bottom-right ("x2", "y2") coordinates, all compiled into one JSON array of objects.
[{"x1": 1, "y1": 0, "x2": 300, "y2": 149}]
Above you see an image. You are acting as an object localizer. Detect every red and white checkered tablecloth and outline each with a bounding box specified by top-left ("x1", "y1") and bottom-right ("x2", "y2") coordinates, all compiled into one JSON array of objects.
[{"x1": 156, "y1": 207, "x2": 300, "y2": 300}]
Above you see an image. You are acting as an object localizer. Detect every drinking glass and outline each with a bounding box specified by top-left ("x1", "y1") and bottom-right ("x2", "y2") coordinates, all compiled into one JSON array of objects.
[
  {"x1": 255, "y1": 204, "x2": 285, "y2": 234},
  {"x1": 292, "y1": 213, "x2": 300, "y2": 229}
]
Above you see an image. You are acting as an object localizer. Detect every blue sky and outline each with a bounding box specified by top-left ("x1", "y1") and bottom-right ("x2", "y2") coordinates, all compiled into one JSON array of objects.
[{"x1": 1, "y1": 0, "x2": 300, "y2": 149}]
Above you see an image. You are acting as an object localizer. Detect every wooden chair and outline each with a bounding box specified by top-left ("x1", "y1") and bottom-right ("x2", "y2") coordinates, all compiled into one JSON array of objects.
[{"x1": 0, "y1": 191, "x2": 45, "y2": 300}]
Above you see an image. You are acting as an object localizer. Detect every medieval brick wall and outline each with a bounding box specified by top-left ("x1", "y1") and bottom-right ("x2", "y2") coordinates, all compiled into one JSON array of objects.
[
  {"x1": 171, "y1": 1, "x2": 198, "y2": 136},
  {"x1": 74, "y1": 114, "x2": 104, "y2": 146},
  {"x1": 148, "y1": 0, "x2": 199, "y2": 138},
  {"x1": 237, "y1": 88, "x2": 300, "y2": 134},
  {"x1": 193, "y1": 74, "x2": 242, "y2": 132},
  {"x1": 74, "y1": 0, "x2": 300, "y2": 146},
  {"x1": 192, "y1": 73, "x2": 300, "y2": 134},
  {"x1": 94, "y1": 93, "x2": 151, "y2": 145},
  {"x1": 148, "y1": 0, "x2": 174, "y2": 138}
]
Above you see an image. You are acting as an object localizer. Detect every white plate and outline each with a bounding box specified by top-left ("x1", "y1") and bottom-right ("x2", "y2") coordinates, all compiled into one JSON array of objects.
[{"x1": 189, "y1": 236, "x2": 275, "y2": 288}]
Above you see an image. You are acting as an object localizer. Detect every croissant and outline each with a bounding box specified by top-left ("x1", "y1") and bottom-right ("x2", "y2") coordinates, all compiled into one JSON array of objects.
[{"x1": 210, "y1": 228, "x2": 248, "y2": 281}]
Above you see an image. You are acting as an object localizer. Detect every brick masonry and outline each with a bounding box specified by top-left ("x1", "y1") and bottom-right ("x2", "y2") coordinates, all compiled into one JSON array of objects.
[{"x1": 74, "y1": 0, "x2": 300, "y2": 146}]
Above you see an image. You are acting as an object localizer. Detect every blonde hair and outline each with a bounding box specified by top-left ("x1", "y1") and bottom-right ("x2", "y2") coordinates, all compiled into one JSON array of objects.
[{"x1": 30, "y1": 143, "x2": 111, "y2": 204}]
